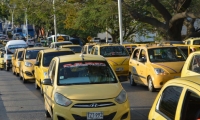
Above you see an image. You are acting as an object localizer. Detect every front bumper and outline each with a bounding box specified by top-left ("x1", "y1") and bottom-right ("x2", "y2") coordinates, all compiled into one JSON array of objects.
[
  {"x1": 23, "y1": 66, "x2": 35, "y2": 80},
  {"x1": 153, "y1": 73, "x2": 181, "y2": 89},
  {"x1": 52, "y1": 99, "x2": 130, "y2": 120}
]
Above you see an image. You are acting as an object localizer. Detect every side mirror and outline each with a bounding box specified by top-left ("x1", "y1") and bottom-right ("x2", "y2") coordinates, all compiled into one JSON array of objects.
[
  {"x1": 34, "y1": 61, "x2": 40, "y2": 66},
  {"x1": 138, "y1": 58, "x2": 146, "y2": 62},
  {"x1": 18, "y1": 58, "x2": 23, "y2": 61},
  {"x1": 42, "y1": 78, "x2": 52, "y2": 85}
]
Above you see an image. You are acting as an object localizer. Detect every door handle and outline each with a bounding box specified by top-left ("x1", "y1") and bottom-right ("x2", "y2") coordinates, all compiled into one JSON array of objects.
[
  {"x1": 137, "y1": 64, "x2": 139, "y2": 66},
  {"x1": 130, "y1": 62, "x2": 132, "y2": 64}
]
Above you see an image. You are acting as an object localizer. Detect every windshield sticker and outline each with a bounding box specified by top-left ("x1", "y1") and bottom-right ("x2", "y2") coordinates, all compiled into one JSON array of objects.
[
  {"x1": 60, "y1": 76, "x2": 64, "y2": 79},
  {"x1": 63, "y1": 62, "x2": 106, "y2": 68}
]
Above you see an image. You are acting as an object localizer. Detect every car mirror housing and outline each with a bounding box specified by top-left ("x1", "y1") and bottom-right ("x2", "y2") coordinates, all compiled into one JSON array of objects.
[
  {"x1": 34, "y1": 61, "x2": 40, "y2": 66},
  {"x1": 42, "y1": 78, "x2": 52, "y2": 85}
]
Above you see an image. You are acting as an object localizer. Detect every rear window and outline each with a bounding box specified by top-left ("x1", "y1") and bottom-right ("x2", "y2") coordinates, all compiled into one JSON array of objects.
[
  {"x1": 63, "y1": 46, "x2": 82, "y2": 53},
  {"x1": 43, "y1": 51, "x2": 74, "y2": 67},
  {"x1": 55, "y1": 43, "x2": 72, "y2": 47},
  {"x1": 100, "y1": 46, "x2": 129, "y2": 57}
]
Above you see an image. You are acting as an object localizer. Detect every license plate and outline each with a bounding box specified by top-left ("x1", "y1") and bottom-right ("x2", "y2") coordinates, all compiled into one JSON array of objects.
[
  {"x1": 116, "y1": 67, "x2": 124, "y2": 71},
  {"x1": 87, "y1": 112, "x2": 103, "y2": 119}
]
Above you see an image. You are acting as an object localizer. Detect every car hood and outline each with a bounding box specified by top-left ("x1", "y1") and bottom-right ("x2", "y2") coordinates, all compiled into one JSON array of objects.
[
  {"x1": 106, "y1": 57, "x2": 129, "y2": 66},
  {"x1": 25, "y1": 59, "x2": 36, "y2": 64},
  {"x1": 151, "y1": 61, "x2": 185, "y2": 73},
  {"x1": 56, "y1": 84, "x2": 122, "y2": 100}
]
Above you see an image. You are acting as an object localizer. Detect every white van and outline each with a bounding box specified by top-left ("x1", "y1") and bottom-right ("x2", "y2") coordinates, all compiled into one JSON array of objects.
[{"x1": 4, "y1": 40, "x2": 27, "y2": 71}]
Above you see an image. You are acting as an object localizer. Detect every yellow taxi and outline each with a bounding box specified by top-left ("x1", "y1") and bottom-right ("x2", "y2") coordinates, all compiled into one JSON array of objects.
[
  {"x1": 149, "y1": 75, "x2": 200, "y2": 120},
  {"x1": 11, "y1": 48, "x2": 24, "y2": 76},
  {"x1": 90, "y1": 43, "x2": 130, "y2": 78},
  {"x1": 34, "y1": 48, "x2": 75, "y2": 95},
  {"x1": 42, "y1": 54, "x2": 130, "y2": 120},
  {"x1": 82, "y1": 43, "x2": 96, "y2": 54},
  {"x1": 19, "y1": 47, "x2": 47, "y2": 83},
  {"x1": 181, "y1": 51, "x2": 200, "y2": 77},
  {"x1": 60, "y1": 45, "x2": 82, "y2": 54},
  {"x1": 129, "y1": 44, "x2": 187, "y2": 92},
  {"x1": 184, "y1": 37, "x2": 200, "y2": 52},
  {"x1": 0, "y1": 51, "x2": 4, "y2": 70}
]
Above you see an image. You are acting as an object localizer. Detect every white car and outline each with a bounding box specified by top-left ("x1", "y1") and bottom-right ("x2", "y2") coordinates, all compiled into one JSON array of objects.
[{"x1": 26, "y1": 39, "x2": 35, "y2": 47}]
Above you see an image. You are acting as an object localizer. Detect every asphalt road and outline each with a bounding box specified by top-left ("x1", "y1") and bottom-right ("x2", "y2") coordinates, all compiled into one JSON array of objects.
[{"x1": 0, "y1": 70, "x2": 158, "y2": 120}]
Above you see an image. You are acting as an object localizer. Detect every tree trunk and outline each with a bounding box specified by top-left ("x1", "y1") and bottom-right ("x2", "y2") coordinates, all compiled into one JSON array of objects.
[{"x1": 168, "y1": 19, "x2": 184, "y2": 41}]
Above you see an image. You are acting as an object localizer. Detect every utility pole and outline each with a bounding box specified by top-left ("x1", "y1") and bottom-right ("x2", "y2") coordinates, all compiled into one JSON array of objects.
[
  {"x1": 118, "y1": 0, "x2": 123, "y2": 45},
  {"x1": 53, "y1": 0, "x2": 57, "y2": 42}
]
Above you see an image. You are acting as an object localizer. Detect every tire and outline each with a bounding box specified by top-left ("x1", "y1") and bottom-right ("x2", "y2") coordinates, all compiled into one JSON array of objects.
[
  {"x1": 44, "y1": 100, "x2": 51, "y2": 118},
  {"x1": 19, "y1": 71, "x2": 23, "y2": 80},
  {"x1": 22, "y1": 74, "x2": 26, "y2": 83},
  {"x1": 148, "y1": 76, "x2": 155, "y2": 92},
  {"x1": 12, "y1": 67, "x2": 15, "y2": 75},
  {"x1": 16, "y1": 73, "x2": 19, "y2": 77},
  {"x1": 35, "y1": 80, "x2": 39, "y2": 89},
  {"x1": 40, "y1": 82, "x2": 44, "y2": 96},
  {"x1": 129, "y1": 73, "x2": 137, "y2": 86}
]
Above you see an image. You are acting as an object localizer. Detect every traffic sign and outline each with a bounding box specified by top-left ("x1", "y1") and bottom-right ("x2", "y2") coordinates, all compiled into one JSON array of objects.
[{"x1": 57, "y1": 36, "x2": 64, "y2": 42}]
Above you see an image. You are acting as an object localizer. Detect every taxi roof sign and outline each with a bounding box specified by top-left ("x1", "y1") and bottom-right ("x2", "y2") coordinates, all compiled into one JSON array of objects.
[{"x1": 57, "y1": 36, "x2": 64, "y2": 42}]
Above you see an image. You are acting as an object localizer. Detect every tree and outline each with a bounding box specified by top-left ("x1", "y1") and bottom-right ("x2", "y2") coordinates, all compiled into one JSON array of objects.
[{"x1": 123, "y1": 0, "x2": 200, "y2": 41}]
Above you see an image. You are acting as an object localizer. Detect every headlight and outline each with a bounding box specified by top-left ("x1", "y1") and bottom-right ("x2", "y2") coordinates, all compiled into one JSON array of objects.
[
  {"x1": 154, "y1": 68, "x2": 165, "y2": 75},
  {"x1": 54, "y1": 92, "x2": 72, "y2": 107},
  {"x1": 115, "y1": 90, "x2": 127, "y2": 104},
  {"x1": 25, "y1": 62, "x2": 32, "y2": 67},
  {"x1": 43, "y1": 72, "x2": 48, "y2": 78}
]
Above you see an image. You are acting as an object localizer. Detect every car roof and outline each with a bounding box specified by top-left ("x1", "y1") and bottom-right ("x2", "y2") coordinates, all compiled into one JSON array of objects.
[
  {"x1": 52, "y1": 41, "x2": 72, "y2": 44},
  {"x1": 61, "y1": 45, "x2": 81, "y2": 47},
  {"x1": 58, "y1": 54, "x2": 105, "y2": 63},
  {"x1": 167, "y1": 75, "x2": 200, "y2": 86},
  {"x1": 6, "y1": 40, "x2": 26, "y2": 46},
  {"x1": 135, "y1": 44, "x2": 177, "y2": 49},
  {"x1": 25, "y1": 47, "x2": 48, "y2": 50},
  {"x1": 41, "y1": 48, "x2": 73, "y2": 53},
  {"x1": 16, "y1": 48, "x2": 25, "y2": 51}
]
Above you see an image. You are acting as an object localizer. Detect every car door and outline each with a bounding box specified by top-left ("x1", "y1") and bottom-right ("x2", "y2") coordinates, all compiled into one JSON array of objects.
[
  {"x1": 19, "y1": 50, "x2": 25, "y2": 75},
  {"x1": 182, "y1": 54, "x2": 200, "y2": 77},
  {"x1": 38, "y1": 53, "x2": 43, "y2": 84},
  {"x1": 46, "y1": 60, "x2": 56, "y2": 108},
  {"x1": 35, "y1": 52, "x2": 41, "y2": 82},
  {"x1": 12, "y1": 50, "x2": 17, "y2": 68},
  {"x1": 0, "y1": 52, "x2": 4, "y2": 68},
  {"x1": 137, "y1": 49, "x2": 148, "y2": 85},
  {"x1": 129, "y1": 48, "x2": 141, "y2": 84}
]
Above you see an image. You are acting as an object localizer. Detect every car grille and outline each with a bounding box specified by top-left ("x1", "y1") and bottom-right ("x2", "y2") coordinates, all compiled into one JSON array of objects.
[
  {"x1": 72, "y1": 102, "x2": 115, "y2": 108},
  {"x1": 72, "y1": 112, "x2": 116, "y2": 120}
]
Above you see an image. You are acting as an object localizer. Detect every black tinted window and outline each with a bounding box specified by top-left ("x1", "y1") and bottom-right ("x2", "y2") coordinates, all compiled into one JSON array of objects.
[
  {"x1": 25, "y1": 50, "x2": 40, "y2": 59},
  {"x1": 43, "y1": 51, "x2": 74, "y2": 67},
  {"x1": 17, "y1": 51, "x2": 23, "y2": 58},
  {"x1": 157, "y1": 86, "x2": 183, "y2": 119}
]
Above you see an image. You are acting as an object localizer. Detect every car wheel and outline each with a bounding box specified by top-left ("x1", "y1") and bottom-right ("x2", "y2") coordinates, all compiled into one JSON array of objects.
[
  {"x1": 148, "y1": 76, "x2": 155, "y2": 92},
  {"x1": 129, "y1": 73, "x2": 137, "y2": 86},
  {"x1": 19, "y1": 71, "x2": 23, "y2": 80},
  {"x1": 44, "y1": 100, "x2": 51, "y2": 118},
  {"x1": 12, "y1": 67, "x2": 15, "y2": 75},
  {"x1": 35, "y1": 80, "x2": 39, "y2": 89},
  {"x1": 16, "y1": 73, "x2": 19, "y2": 77},
  {"x1": 40, "y1": 82, "x2": 44, "y2": 96},
  {"x1": 22, "y1": 74, "x2": 26, "y2": 83}
]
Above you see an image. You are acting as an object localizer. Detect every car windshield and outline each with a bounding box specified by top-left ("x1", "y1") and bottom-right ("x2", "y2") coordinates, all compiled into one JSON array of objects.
[
  {"x1": 7, "y1": 44, "x2": 27, "y2": 54},
  {"x1": 17, "y1": 51, "x2": 23, "y2": 58},
  {"x1": 148, "y1": 47, "x2": 186, "y2": 62},
  {"x1": 25, "y1": 50, "x2": 40, "y2": 59},
  {"x1": 100, "y1": 46, "x2": 129, "y2": 57},
  {"x1": 63, "y1": 46, "x2": 82, "y2": 53},
  {"x1": 55, "y1": 43, "x2": 72, "y2": 47},
  {"x1": 58, "y1": 61, "x2": 117, "y2": 85},
  {"x1": 43, "y1": 51, "x2": 74, "y2": 67}
]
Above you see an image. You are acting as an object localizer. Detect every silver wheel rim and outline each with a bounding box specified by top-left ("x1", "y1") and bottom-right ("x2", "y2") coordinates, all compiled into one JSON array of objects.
[{"x1": 148, "y1": 79, "x2": 152, "y2": 90}]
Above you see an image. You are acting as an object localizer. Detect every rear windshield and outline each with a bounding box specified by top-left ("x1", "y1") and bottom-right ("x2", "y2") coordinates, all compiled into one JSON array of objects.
[
  {"x1": 63, "y1": 46, "x2": 82, "y2": 53},
  {"x1": 55, "y1": 43, "x2": 72, "y2": 47},
  {"x1": 25, "y1": 50, "x2": 40, "y2": 59},
  {"x1": 43, "y1": 51, "x2": 74, "y2": 67},
  {"x1": 100, "y1": 46, "x2": 129, "y2": 57}
]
